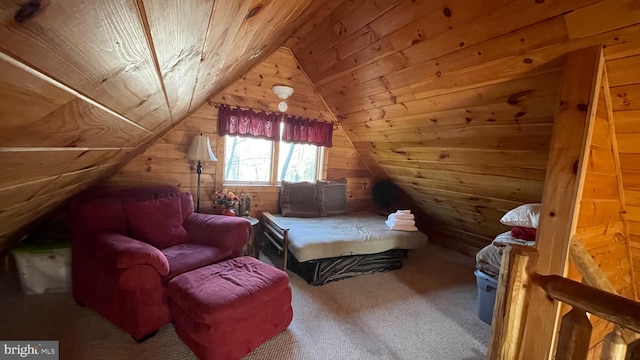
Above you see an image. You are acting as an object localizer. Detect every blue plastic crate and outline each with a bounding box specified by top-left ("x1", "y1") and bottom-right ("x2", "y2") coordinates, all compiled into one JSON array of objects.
[{"x1": 474, "y1": 269, "x2": 498, "y2": 324}]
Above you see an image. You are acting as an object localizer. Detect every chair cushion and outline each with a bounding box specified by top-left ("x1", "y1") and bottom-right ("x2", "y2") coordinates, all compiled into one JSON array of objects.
[
  {"x1": 154, "y1": 191, "x2": 194, "y2": 221},
  {"x1": 77, "y1": 198, "x2": 128, "y2": 234},
  {"x1": 124, "y1": 197, "x2": 189, "y2": 249},
  {"x1": 177, "y1": 192, "x2": 195, "y2": 220},
  {"x1": 161, "y1": 243, "x2": 233, "y2": 281}
]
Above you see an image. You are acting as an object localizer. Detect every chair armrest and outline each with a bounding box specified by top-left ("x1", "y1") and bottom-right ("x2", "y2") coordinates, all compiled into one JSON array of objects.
[
  {"x1": 91, "y1": 232, "x2": 170, "y2": 276},
  {"x1": 183, "y1": 213, "x2": 251, "y2": 253}
]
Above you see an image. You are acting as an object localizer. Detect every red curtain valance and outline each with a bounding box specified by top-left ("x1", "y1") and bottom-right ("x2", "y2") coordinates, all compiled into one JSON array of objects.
[
  {"x1": 217, "y1": 105, "x2": 279, "y2": 141},
  {"x1": 217, "y1": 105, "x2": 333, "y2": 147},
  {"x1": 282, "y1": 115, "x2": 333, "y2": 147}
]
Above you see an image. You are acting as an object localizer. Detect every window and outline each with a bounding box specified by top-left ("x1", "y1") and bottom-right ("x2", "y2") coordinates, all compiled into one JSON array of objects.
[
  {"x1": 224, "y1": 135, "x2": 321, "y2": 183},
  {"x1": 217, "y1": 105, "x2": 332, "y2": 184},
  {"x1": 224, "y1": 136, "x2": 273, "y2": 182},
  {"x1": 278, "y1": 142, "x2": 319, "y2": 182}
]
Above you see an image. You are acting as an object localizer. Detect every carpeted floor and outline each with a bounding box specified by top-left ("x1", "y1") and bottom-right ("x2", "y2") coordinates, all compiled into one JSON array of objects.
[{"x1": 0, "y1": 242, "x2": 490, "y2": 360}]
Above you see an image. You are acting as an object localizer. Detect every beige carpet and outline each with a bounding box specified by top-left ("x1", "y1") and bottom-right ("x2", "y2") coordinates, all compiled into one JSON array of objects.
[{"x1": 0, "y1": 242, "x2": 490, "y2": 360}]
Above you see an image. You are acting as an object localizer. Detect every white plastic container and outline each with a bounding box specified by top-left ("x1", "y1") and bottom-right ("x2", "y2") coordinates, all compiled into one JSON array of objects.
[{"x1": 12, "y1": 247, "x2": 71, "y2": 295}]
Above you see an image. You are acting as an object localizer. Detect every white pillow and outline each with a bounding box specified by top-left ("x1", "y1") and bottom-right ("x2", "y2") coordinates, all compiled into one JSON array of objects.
[{"x1": 500, "y1": 203, "x2": 541, "y2": 229}]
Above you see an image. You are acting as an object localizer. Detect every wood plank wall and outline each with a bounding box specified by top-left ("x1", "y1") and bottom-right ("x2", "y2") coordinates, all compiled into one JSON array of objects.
[
  {"x1": 575, "y1": 72, "x2": 636, "y2": 359},
  {"x1": 0, "y1": 0, "x2": 324, "y2": 252},
  {"x1": 2, "y1": 0, "x2": 640, "y2": 267},
  {"x1": 609, "y1": 49, "x2": 640, "y2": 296},
  {"x1": 286, "y1": 0, "x2": 640, "y2": 254},
  {"x1": 497, "y1": 48, "x2": 637, "y2": 360},
  {"x1": 105, "y1": 48, "x2": 375, "y2": 217}
]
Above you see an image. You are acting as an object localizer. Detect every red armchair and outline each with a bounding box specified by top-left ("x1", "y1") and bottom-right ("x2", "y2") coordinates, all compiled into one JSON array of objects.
[{"x1": 70, "y1": 187, "x2": 250, "y2": 341}]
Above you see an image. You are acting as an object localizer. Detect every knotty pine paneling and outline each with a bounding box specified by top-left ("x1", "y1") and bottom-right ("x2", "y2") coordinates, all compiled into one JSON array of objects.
[
  {"x1": 0, "y1": 147, "x2": 131, "y2": 188},
  {"x1": 611, "y1": 50, "x2": 640, "y2": 297},
  {"x1": 0, "y1": 1, "x2": 325, "y2": 253},
  {"x1": 0, "y1": 41, "x2": 146, "y2": 252},
  {"x1": 105, "y1": 47, "x2": 374, "y2": 217},
  {"x1": 106, "y1": 110, "x2": 218, "y2": 211},
  {"x1": 289, "y1": 0, "x2": 640, "y2": 253},
  {"x1": 576, "y1": 75, "x2": 636, "y2": 357},
  {"x1": 0, "y1": 0, "x2": 172, "y2": 131},
  {"x1": 1, "y1": 0, "x2": 640, "y2": 272},
  {"x1": 187, "y1": 0, "x2": 321, "y2": 113},
  {"x1": 0, "y1": 0, "x2": 342, "y2": 255},
  {"x1": 140, "y1": 0, "x2": 214, "y2": 123}
]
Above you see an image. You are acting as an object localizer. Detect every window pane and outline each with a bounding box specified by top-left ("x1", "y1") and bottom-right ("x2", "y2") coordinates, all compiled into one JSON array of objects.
[
  {"x1": 224, "y1": 136, "x2": 272, "y2": 182},
  {"x1": 278, "y1": 142, "x2": 318, "y2": 182}
]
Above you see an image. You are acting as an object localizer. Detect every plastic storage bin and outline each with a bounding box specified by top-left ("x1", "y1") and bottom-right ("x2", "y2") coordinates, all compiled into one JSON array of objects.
[
  {"x1": 474, "y1": 269, "x2": 498, "y2": 324},
  {"x1": 12, "y1": 245, "x2": 71, "y2": 295}
]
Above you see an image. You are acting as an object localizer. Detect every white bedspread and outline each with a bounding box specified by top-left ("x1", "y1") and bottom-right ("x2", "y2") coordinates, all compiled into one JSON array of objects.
[{"x1": 265, "y1": 212, "x2": 429, "y2": 262}]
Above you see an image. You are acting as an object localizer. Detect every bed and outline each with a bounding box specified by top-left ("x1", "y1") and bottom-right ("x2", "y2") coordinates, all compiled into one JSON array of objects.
[{"x1": 262, "y1": 211, "x2": 429, "y2": 285}]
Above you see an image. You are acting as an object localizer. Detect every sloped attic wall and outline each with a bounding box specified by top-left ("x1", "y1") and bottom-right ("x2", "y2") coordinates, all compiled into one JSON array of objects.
[
  {"x1": 571, "y1": 62, "x2": 636, "y2": 357},
  {"x1": 2, "y1": 0, "x2": 640, "y2": 261},
  {"x1": 286, "y1": 0, "x2": 640, "y2": 254},
  {"x1": 0, "y1": 0, "x2": 326, "y2": 252},
  {"x1": 609, "y1": 51, "x2": 640, "y2": 294},
  {"x1": 105, "y1": 48, "x2": 375, "y2": 214}
]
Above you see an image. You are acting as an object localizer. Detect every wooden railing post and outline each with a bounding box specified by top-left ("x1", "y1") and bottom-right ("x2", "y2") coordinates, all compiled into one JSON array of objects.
[
  {"x1": 570, "y1": 237, "x2": 640, "y2": 344},
  {"x1": 487, "y1": 245, "x2": 538, "y2": 360},
  {"x1": 532, "y1": 274, "x2": 640, "y2": 359},
  {"x1": 524, "y1": 45, "x2": 605, "y2": 359},
  {"x1": 556, "y1": 307, "x2": 592, "y2": 360},
  {"x1": 488, "y1": 241, "x2": 640, "y2": 359},
  {"x1": 628, "y1": 339, "x2": 640, "y2": 359},
  {"x1": 601, "y1": 328, "x2": 627, "y2": 360}
]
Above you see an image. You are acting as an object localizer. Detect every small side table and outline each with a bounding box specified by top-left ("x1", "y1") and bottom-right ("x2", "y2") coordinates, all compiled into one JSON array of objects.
[{"x1": 242, "y1": 216, "x2": 260, "y2": 258}]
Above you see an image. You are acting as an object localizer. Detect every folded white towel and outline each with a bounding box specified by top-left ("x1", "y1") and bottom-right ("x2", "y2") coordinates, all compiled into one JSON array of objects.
[
  {"x1": 385, "y1": 219, "x2": 418, "y2": 231},
  {"x1": 387, "y1": 213, "x2": 415, "y2": 221},
  {"x1": 391, "y1": 219, "x2": 415, "y2": 226}
]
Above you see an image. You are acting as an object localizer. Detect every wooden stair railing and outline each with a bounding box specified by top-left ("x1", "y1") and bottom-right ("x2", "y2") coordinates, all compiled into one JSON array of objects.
[
  {"x1": 535, "y1": 274, "x2": 640, "y2": 359},
  {"x1": 570, "y1": 238, "x2": 640, "y2": 346},
  {"x1": 488, "y1": 245, "x2": 640, "y2": 360}
]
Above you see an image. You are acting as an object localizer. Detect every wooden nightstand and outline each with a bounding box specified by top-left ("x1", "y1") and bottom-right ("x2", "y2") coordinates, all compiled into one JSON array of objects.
[{"x1": 242, "y1": 216, "x2": 260, "y2": 258}]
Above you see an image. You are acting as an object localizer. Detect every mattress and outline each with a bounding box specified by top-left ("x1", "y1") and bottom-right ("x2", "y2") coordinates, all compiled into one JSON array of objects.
[{"x1": 266, "y1": 212, "x2": 428, "y2": 262}]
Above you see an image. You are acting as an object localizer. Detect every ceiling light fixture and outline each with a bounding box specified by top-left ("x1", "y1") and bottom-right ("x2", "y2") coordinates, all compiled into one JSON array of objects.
[{"x1": 272, "y1": 85, "x2": 294, "y2": 112}]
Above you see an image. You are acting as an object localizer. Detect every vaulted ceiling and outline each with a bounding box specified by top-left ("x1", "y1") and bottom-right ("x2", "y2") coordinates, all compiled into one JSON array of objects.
[
  {"x1": 0, "y1": 0, "x2": 323, "y2": 249},
  {"x1": 1, "y1": 0, "x2": 639, "y2": 254}
]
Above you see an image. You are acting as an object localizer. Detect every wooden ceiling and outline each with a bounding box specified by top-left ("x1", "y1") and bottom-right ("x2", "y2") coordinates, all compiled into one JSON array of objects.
[
  {"x1": 0, "y1": 0, "x2": 322, "y2": 249},
  {"x1": 1, "y1": 0, "x2": 640, "y2": 255},
  {"x1": 286, "y1": 0, "x2": 640, "y2": 253}
]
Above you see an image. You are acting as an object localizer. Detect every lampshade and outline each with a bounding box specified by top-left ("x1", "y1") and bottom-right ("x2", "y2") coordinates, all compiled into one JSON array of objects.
[{"x1": 186, "y1": 133, "x2": 217, "y2": 161}]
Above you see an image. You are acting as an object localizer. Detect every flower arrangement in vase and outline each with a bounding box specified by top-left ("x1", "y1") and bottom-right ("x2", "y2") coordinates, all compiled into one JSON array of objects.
[{"x1": 214, "y1": 189, "x2": 239, "y2": 216}]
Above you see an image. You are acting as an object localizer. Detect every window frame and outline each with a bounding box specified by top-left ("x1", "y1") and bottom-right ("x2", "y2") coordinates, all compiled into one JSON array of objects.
[{"x1": 222, "y1": 135, "x2": 325, "y2": 186}]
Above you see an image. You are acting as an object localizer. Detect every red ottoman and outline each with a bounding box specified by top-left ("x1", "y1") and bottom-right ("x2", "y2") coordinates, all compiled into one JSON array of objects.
[{"x1": 168, "y1": 256, "x2": 293, "y2": 360}]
